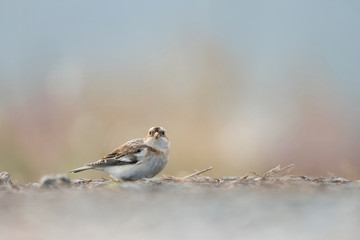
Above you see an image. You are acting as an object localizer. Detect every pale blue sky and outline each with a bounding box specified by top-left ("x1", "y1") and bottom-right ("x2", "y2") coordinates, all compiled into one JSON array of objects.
[{"x1": 1, "y1": 1, "x2": 359, "y2": 103}]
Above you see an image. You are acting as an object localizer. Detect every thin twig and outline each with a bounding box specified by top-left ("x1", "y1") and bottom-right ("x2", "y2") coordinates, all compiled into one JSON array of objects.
[
  {"x1": 262, "y1": 164, "x2": 295, "y2": 178},
  {"x1": 249, "y1": 171, "x2": 262, "y2": 177},
  {"x1": 239, "y1": 175, "x2": 249, "y2": 181},
  {"x1": 183, "y1": 166, "x2": 213, "y2": 180}
]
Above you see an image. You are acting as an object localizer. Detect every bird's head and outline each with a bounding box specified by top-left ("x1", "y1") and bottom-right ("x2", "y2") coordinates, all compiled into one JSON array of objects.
[{"x1": 144, "y1": 126, "x2": 170, "y2": 152}]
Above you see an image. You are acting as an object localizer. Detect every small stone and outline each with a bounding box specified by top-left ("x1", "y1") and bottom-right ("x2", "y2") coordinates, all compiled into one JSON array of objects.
[
  {"x1": 73, "y1": 179, "x2": 87, "y2": 184},
  {"x1": 143, "y1": 178, "x2": 161, "y2": 184},
  {"x1": 300, "y1": 176, "x2": 312, "y2": 181},
  {"x1": 0, "y1": 172, "x2": 13, "y2": 185},
  {"x1": 221, "y1": 177, "x2": 239, "y2": 182},
  {"x1": 329, "y1": 177, "x2": 350, "y2": 183},
  {"x1": 39, "y1": 174, "x2": 71, "y2": 188}
]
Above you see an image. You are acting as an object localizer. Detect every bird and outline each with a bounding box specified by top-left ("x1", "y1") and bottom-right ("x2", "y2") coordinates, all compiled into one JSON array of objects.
[{"x1": 69, "y1": 126, "x2": 170, "y2": 181}]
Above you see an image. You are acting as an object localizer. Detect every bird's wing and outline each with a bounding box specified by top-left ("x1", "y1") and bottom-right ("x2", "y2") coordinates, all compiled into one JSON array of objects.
[{"x1": 88, "y1": 138, "x2": 146, "y2": 167}]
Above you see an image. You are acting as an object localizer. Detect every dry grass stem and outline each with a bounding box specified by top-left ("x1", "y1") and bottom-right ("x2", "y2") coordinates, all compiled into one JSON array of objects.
[
  {"x1": 182, "y1": 166, "x2": 213, "y2": 180},
  {"x1": 249, "y1": 171, "x2": 262, "y2": 177},
  {"x1": 262, "y1": 164, "x2": 295, "y2": 178}
]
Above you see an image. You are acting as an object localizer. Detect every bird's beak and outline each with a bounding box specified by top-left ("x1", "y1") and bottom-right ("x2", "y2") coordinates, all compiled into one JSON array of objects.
[{"x1": 154, "y1": 132, "x2": 160, "y2": 139}]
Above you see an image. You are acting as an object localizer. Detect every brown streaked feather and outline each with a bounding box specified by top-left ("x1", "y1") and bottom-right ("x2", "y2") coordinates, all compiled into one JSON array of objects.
[
  {"x1": 87, "y1": 138, "x2": 145, "y2": 167},
  {"x1": 147, "y1": 146, "x2": 170, "y2": 156}
]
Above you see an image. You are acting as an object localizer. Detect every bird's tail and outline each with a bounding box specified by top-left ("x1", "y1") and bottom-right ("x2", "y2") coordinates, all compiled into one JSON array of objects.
[{"x1": 69, "y1": 166, "x2": 93, "y2": 173}]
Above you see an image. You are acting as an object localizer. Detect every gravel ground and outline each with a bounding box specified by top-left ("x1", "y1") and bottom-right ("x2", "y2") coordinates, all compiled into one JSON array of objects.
[{"x1": 0, "y1": 172, "x2": 360, "y2": 240}]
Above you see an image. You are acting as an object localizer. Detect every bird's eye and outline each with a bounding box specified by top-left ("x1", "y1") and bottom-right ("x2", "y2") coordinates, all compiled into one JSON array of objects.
[
  {"x1": 160, "y1": 131, "x2": 165, "y2": 135},
  {"x1": 149, "y1": 132, "x2": 152, "y2": 135},
  {"x1": 136, "y1": 149, "x2": 142, "y2": 153}
]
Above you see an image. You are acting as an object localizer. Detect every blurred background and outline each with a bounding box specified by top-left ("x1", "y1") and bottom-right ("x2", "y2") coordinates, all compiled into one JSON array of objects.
[{"x1": 1, "y1": 1, "x2": 360, "y2": 183}]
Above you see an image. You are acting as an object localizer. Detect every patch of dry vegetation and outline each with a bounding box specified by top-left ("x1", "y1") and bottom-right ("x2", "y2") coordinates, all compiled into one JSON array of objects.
[{"x1": 1, "y1": 164, "x2": 357, "y2": 192}]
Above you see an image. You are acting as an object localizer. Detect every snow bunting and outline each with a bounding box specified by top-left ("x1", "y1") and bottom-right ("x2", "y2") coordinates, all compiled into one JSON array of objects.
[{"x1": 69, "y1": 126, "x2": 170, "y2": 181}]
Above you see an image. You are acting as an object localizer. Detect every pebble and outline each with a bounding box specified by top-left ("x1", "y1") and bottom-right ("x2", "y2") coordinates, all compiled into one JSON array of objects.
[
  {"x1": 39, "y1": 174, "x2": 71, "y2": 188},
  {"x1": 0, "y1": 172, "x2": 13, "y2": 185}
]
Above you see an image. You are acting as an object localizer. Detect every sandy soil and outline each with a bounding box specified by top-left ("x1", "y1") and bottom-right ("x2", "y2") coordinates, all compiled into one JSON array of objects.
[{"x1": 0, "y1": 172, "x2": 359, "y2": 240}]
